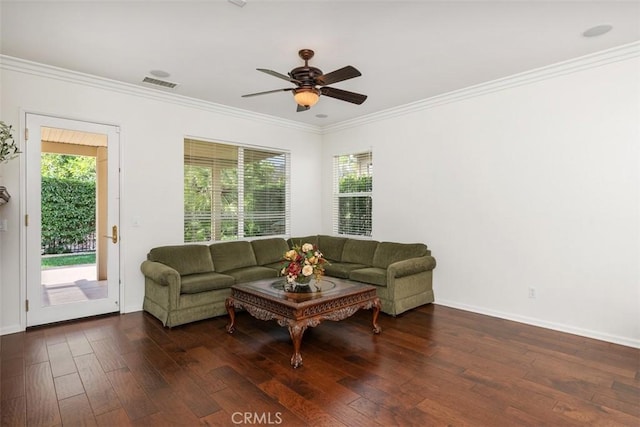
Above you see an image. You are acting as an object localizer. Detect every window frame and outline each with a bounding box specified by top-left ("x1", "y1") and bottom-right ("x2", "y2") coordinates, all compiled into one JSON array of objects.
[
  {"x1": 184, "y1": 138, "x2": 290, "y2": 243},
  {"x1": 332, "y1": 150, "x2": 373, "y2": 238}
]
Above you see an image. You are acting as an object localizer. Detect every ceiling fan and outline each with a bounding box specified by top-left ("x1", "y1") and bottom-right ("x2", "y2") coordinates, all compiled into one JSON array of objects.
[{"x1": 242, "y1": 49, "x2": 367, "y2": 112}]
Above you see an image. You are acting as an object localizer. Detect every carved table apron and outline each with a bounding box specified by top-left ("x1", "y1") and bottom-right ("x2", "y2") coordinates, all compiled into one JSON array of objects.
[{"x1": 225, "y1": 278, "x2": 381, "y2": 368}]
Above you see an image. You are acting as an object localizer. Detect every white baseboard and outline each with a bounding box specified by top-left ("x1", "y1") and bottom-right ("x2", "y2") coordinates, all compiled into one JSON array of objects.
[
  {"x1": 0, "y1": 324, "x2": 24, "y2": 336},
  {"x1": 123, "y1": 304, "x2": 143, "y2": 314},
  {"x1": 435, "y1": 299, "x2": 640, "y2": 349}
]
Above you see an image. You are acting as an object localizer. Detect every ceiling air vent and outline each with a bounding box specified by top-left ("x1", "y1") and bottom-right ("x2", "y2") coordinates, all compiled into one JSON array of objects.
[{"x1": 142, "y1": 76, "x2": 178, "y2": 89}]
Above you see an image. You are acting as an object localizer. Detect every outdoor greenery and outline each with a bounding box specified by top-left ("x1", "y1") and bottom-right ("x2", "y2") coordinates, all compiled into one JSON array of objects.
[
  {"x1": 338, "y1": 175, "x2": 372, "y2": 236},
  {"x1": 41, "y1": 153, "x2": 96, "y2": 181},
  {"x1": 42, "y1": 253, "x2": 96, "y2": 269},
  {"x1": 41, "y1": 154, "x2": 97, "y2": 254},
  {"x1": 339, "y1": 175, "x2": 372, "y2": 193},
  {"x1": 334, "y1": 151, "x2": 373, "y2": 237},
  {"x1": 184, "y1": 164, "x2": 237, "y2": 242},
  {"x1": 184, "y1": 149, "x2": 286, "y2": 242},
  {"x1": 243, "y1": 158, "x2": 286, "y2": 237}
]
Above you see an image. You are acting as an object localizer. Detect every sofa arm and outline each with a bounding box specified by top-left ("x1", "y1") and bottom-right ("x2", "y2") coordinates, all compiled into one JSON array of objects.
[
  {"x1": 387, "y1": 256, "x2": 436, "y2": 279},
  {"x1": 141, "y1": 260, "x2": 182, "y2": 310},
  {"x1": 140, "y1": 260, "x2": 180, "y2": 286}
]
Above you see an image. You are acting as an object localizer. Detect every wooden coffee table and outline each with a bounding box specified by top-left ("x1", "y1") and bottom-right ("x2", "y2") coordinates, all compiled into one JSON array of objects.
[{"x1": 225, "y1": 277, "x2": 381, "y2": 368}]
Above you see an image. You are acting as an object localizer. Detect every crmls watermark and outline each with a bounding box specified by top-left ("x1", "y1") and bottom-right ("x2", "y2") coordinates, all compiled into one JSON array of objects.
[{"x1": 231, "y1": 412, "x2": 283, "y2": 425}]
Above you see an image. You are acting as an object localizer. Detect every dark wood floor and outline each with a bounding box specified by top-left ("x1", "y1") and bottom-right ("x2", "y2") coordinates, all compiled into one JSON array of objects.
[{"x1": 1, "y1": 304, "x2": 638, "y2": 426}]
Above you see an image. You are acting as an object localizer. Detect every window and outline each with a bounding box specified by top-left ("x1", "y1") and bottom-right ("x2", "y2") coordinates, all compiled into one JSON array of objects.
[
  {"x1": 333, "y1": 151, "x2": 372, "y2": 236},
  {"x1": 184, "y1": 139, "x2": 289, "y2": 242}
]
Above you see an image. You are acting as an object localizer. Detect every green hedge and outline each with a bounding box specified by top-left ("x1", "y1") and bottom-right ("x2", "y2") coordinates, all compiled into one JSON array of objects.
[{"x1": 41, "y1": 177, "x2": 95, "y2": 254}]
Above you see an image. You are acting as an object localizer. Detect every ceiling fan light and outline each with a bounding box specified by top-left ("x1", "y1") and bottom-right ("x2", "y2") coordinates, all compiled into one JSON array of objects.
[{"x1": 294, "y1": 89, "x2": 320, "y2": 107}]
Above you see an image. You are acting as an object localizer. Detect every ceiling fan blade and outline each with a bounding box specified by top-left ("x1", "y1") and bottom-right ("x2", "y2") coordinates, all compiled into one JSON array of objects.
[
  {"x1": 320, "y1": 86, "x2": 367, "y2": 105},
  {"x1": 242, "y1": 88, "x2": 293, "y2": 98},
  {"x1": 297, "y1": 104, "x2": 310, "y2": 112},
  {"x1": 257, "y1": 68, "x2": 301, "y2": 84},
  {"x1": 316, "y1": 66, "x2": 361, "y2": 86}
]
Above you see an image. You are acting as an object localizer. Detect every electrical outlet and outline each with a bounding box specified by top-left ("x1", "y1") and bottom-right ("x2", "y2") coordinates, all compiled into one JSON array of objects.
[{"x1": 528, "y1": 287, "x2": 536, "y2": 299}]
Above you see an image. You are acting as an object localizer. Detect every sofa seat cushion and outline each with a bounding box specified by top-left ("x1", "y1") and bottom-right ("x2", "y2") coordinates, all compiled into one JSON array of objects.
[
  {"x1": 224, "y1": 266, "x2": 279, "y2": 282},
  {"x1": 210, "y1": 241, "x2": 257, "y2": 272},
  {"x1": 148, "y1": 245, "x2": 214, "y2": 276},
  {"x1": 251, "y1": 238, "x2": 289, "y2": 266},
  {"x1": 180, "y1": 272, "x2": 235, "y2": 294},
  {"x1": 323, "y1": 262, "x2": 368, "y2": 279},
  {"x1": 372, "y1": 242, "x2": 429, "y2": 269},
  {"x1": 349, "y1": 267, "x2": 387, "y2": 287}
]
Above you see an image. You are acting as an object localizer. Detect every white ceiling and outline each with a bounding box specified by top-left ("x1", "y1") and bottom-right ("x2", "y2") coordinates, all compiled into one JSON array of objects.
[{"x1": 1, "y1": 0, "x2": 639, "y2": 127}]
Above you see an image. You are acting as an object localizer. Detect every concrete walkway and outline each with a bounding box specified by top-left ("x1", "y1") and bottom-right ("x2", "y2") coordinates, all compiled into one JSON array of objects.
[{"x1": 40, "y1": 265, "x2": 107, "y2": 306}]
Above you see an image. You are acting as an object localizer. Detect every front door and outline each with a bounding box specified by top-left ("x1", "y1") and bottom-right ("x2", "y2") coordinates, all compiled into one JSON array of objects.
[{"x1": 25, "y1": 113, "x2": 120, "y2": 326}]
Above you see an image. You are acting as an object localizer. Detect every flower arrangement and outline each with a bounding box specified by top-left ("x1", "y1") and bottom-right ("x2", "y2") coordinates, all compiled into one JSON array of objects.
[
  {"x1": 281, "y1": 242, "x2": 326, "y2": 289},
  {"x1": 0, "y1": 121, "x2": 20, "y2": 164}
]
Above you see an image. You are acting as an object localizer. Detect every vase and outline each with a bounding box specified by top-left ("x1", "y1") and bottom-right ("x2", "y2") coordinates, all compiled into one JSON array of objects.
[
  {"x1": 295, "y1": 275, "x2": 312, "y2": 285},
  {"x1": 281, "y1": 275, "x2": 316, "y2": 293},
  {"x1": 272, "y1": 278, "x2": 334, "y2": 293},
  {"x1": 291, "y1": 283, "x2": 314, "y2": 293}
]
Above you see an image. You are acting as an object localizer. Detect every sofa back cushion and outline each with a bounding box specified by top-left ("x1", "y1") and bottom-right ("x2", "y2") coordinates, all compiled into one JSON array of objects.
[
  {"x1": 341, "y1": 239, "x2": 379, "y2": 266},
  {"x1": 317, "y1": 235, "x2": 347, "y2": 261},
  {"x1": 251, "y1": 238, "x2": 289, "y2": 266},
  {"x1": 148, "y1": 245, "x2": 214, "y2": 275},
  {"x1": 209, "y1": 241, "x2": 257, "y2": 272},
  {"x1": 287, "y1": 235, "x2": 318, "y2": 249},
  {"x1": 372, "y1": 242, "x2": 429, "y2": 268}
]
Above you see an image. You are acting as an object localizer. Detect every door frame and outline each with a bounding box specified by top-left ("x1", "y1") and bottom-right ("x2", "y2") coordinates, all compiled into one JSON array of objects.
[{"x1": 19, "y1": 110, "x2": 123, "y2": 329}]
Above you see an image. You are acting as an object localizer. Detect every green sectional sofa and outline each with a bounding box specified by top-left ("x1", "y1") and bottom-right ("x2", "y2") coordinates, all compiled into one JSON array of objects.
[
  {"x1": 289, "y1": 235, "x2": 437, "y2": 316},
  {"x1": 141, "y1": 235, "x2": 436, "y2": 327}
]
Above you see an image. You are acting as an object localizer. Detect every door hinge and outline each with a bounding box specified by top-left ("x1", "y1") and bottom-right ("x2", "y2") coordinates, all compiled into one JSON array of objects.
[
  {"x1": 25, "y1": 299, "x2": 29, "y2": 312},
  {"x1": 25, "y1": 214, "x2": 29, "y2": 227},
  {"x1": 25, "y1": 128, "x2": 29, "y2": 141}
]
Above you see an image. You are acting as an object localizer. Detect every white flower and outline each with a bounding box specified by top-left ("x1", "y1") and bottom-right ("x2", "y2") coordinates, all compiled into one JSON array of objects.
[
  {"x1": 301, "y1": 265, "x2": 314, "y2": 276},
  {"x1": 302, "y1": 243, "x2": 314, "y2": 253}
]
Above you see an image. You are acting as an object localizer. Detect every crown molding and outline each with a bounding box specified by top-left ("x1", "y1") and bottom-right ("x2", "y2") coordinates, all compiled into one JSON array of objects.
[
  {"x1": 3, "y1": 41, "x2": 638, "y2": 137},
  {"x1": 323, "y1": 41, "x2": 640, "y2": 134},
  {"x1": 0, "y1": 55, "x2": 322, "y2": 135}
]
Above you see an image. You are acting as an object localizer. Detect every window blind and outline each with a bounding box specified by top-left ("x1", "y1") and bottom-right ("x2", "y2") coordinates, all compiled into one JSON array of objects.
[
  {"x1": 333, "y1": 150, "x2": 373, "y2": 237},
  {"x1": 184, "y1": 139, "x2": 289, "y2": 242},
  {"x1": 241, "y1": 148, "x2": 289, "y2": 238}
]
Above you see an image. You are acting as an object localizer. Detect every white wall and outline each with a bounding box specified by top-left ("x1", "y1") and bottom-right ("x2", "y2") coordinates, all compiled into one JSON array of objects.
[
  {"x1": 322, "y1": 51, "x2": 640, "y2": 347},
  {"x1": 2, "y1": 49, "x2": 638, "y2": 348},
  {"x1": 0, "y1": 57, "x2": 322, "y2": 334}
]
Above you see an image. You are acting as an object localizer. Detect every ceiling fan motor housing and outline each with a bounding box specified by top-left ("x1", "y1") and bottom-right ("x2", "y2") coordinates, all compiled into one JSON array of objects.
[{"x1": 290, "y1": 66, "x2": 323, "y2": 88}]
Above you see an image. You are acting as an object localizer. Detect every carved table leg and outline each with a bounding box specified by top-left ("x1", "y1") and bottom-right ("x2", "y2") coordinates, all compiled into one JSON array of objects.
[
  {"x1": 225, "y1": 297, "x2": 236, "y2": 334},
  {"x1": 372, "y1": 298, "x2": 382, "y2": 334},
  {"x1": 288, "y1": 323, "x2": 308, "y2": 368}
]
